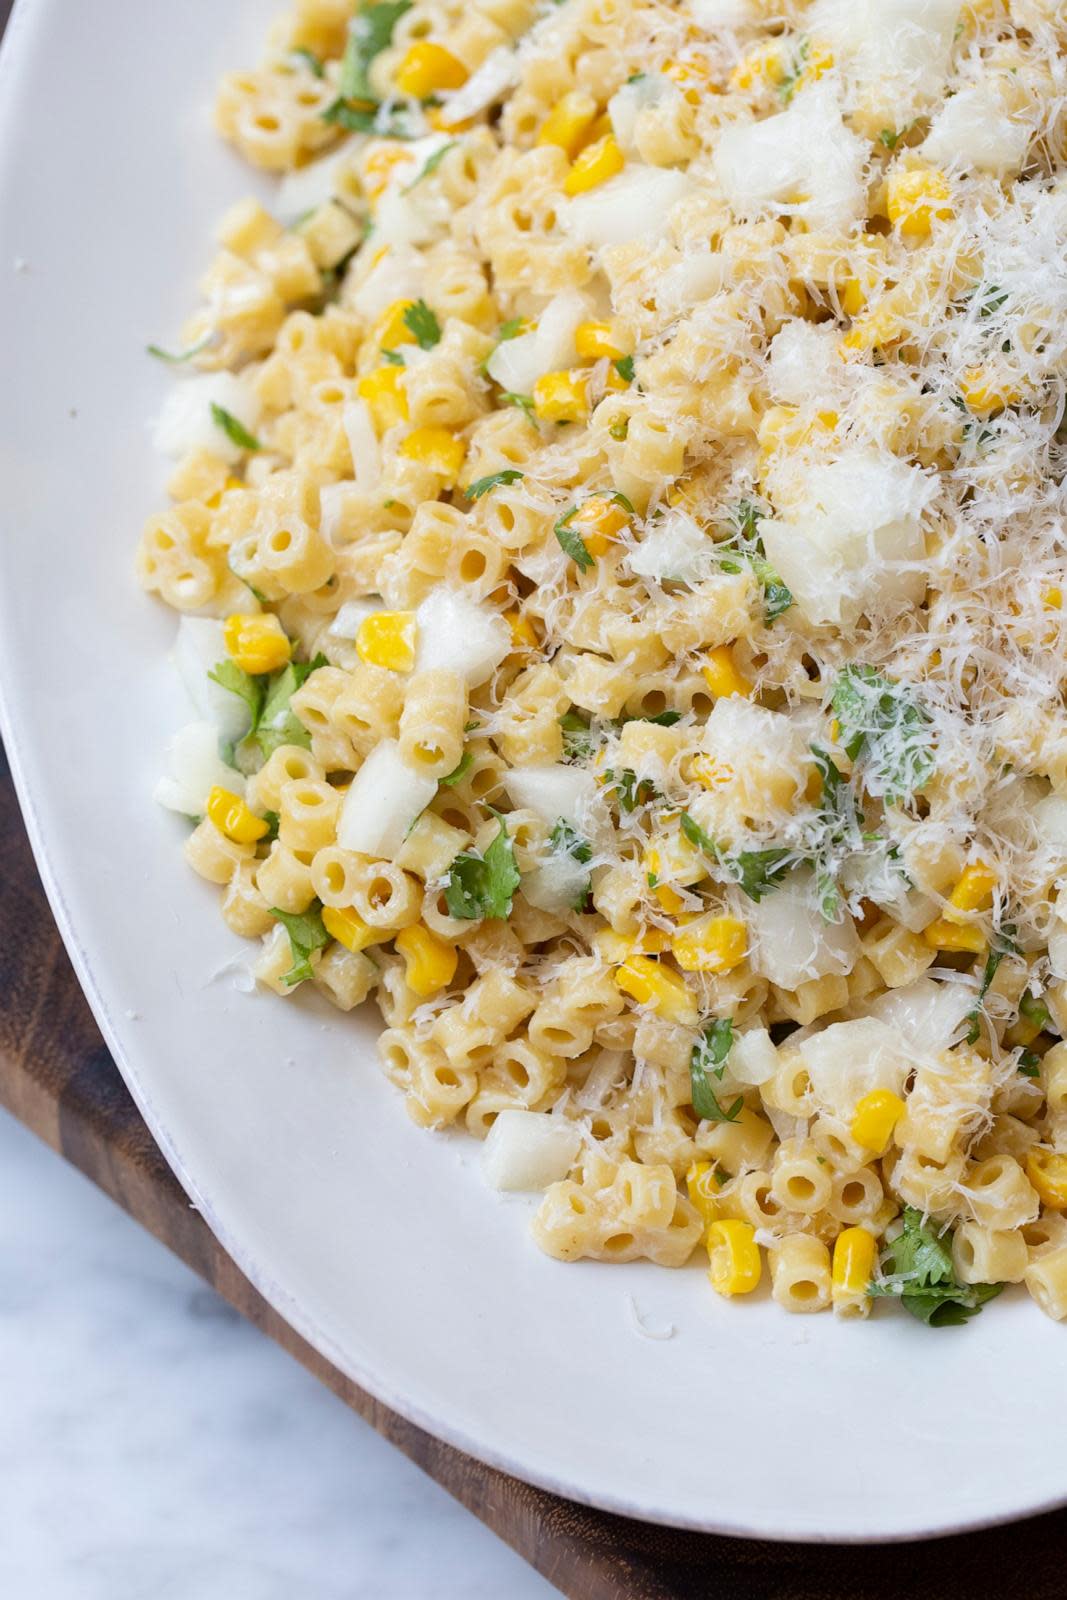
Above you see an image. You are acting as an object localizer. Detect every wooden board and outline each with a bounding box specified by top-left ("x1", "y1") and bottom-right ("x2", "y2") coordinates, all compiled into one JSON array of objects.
[{"x1": 6, "y1": 743, "x2": 1067, "y2": 1595}]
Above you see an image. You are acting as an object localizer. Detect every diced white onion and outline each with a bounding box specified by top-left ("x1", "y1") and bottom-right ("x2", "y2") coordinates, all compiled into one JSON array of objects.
[
  {"x1": 152, "y1": 373, "x2": 262, "y2": 465},
  {"x1": 482, "y1": 1111, "x2": 581, "y2": 1191},
  {"x1": 414, "y1": 587, "x2": 510, "y2": 687},
  {"x1": 562, "y1": 167, "x2": 692, "y2": 251},
  {"x1": 154, "y1": 721, "x2": 241, "y2": 816},
  {"x1": 436, "y1": 48, "x2": 518, "y2": 127},
  {"x1": 173, "y1": 618, "x2": 250, "y2": 744},
  {"x1": 747, "y1": 869, "x2": 859, "y2": 990},
  {"x1": 336, "y1": 741, "x2": 438, "y2": 858}
]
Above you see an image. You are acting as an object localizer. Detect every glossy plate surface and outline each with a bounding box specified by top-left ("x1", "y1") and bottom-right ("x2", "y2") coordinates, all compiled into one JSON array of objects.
[{"x1": 0, "y1": 0, "x2": 1060, "y2": 1541}]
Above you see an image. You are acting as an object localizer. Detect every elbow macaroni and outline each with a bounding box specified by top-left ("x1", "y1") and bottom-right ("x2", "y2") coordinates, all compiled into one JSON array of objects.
[{"x1": 141, "y1": 0, "x2": 1067, "y2": 1320}]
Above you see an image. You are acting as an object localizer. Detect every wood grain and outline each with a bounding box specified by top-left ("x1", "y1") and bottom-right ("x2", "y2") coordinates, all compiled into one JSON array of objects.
[{"x1": 5, "y1": 742, "x2": 1067, "y2": 1597}]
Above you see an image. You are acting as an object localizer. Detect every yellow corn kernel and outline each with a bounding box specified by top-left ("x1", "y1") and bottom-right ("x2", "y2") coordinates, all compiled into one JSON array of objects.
[
  {"x1": 363, "y1": 143, "x2": 412, "y2": 202},
  {"x1": 357, "y1": 364, "x2": 409, "y2": 431},
  {"x1": 568, "y1": 493, "x2": 630, "y2": 556},
  {"x1": 663, "y1": 55, "x2": 716, "y2": 103},
  {"x1": 614, "y1": 956, "x2": 698, "y2": 1026},
  {"x1": 532, "y1": 369, "x2": 590, "y2": 424},
  {"x1": 223, "y1": 612, "x2": 292, "y2": 676},
  {"x1": 686, "y1": 1160, "x2": 722, "y2": 1224},
  {"x1": 886, "y1": 165, "x2": 952, "y2": 238},
  {"x1": 594, "y1": 926, "x2": 671, "y2": 963},
  {"x1": 399, "y1": 425, "x2": 465, "y2": 483},
  {"x1": 948, "y1": 861, "x2": 997, "y2": 915},
  {"x1": 850, "y1": 1089, "x2": 906, "y2": 1155},
  {"x1": 356, "y1": 610, "x2": 417, "y2": 672},
  {"x1": 728, "y1": 40, "x2": 784, "y2": 92},
  {"x1": 1026, "y1": 1149, "x2": 1067, "y2": 1210},
  {"x1": 374, "y1": 298, "x2": 417, "y2": 351},
  {"x1": 206, "y1": 786, "x2": 270, "y2": 844},
  {"x1": 840, "y1": 300, "x2": 901, "y2": 355},
  {"x1": 205, "y1": 475, "x2": 245, "y2": 510},
  {"x1": 574, "y1": 320, "x2": 626, "y2": 361},
  {"x1": 706, "y1": 1219, "x2": 762, "y2": 1297},
  {"x1": 1044, "y1": 586, "x2": 1063, "y2": 610},
  {"x1": 395, "y1": 923, "x2": 459, "y2": 997},
  {"x1": 394, "y1": 41, "x2": 468, "y2": 98},
  {"x1": 796, "y1": 39, "x2": 834, "y2": 90},
  {"x1": 536, "y1": 89, "x2": 598, "y2": 158},
  {"x1": 672, "y1": 916, "x2": 748, "y2": 975},
  {"x1": 960, "y1": 366, "x2": 1021, "y2": 419},
  {"x1": 563, "y1": 134, "x2": 624, "y2": 196},
  {"x1": 701, "y1": 645, "x2": 752, "y2": 700},
  {"x1": 831, "y1": 1226, "x2": 877, "y2": 1315},
  {"x1": 923, "y1": 917, "x2": 985, "y2": 954},
  {"x1": 505, "y1": 608, "x2": 538, "y2": 648},
  {"x1": 322, "y1": 905, "x2": 387, "y2": 954}
]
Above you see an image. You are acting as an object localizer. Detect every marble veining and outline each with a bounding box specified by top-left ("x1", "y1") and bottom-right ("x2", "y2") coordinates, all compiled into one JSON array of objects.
[{"x1": 0, "y1": 1110, "x2": 556, "y2": 1599}]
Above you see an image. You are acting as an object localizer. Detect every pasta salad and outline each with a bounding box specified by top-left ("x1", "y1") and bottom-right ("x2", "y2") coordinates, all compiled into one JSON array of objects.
[{"x1": 139, "y1": 0, "x2": 1067, "y2": 1323}]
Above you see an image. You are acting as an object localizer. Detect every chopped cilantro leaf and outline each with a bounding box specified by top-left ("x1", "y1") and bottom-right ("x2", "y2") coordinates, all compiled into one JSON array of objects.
[
  {"x1": 443, "y1": 814, "x2": 520, "y2": 920},
  {"x1": 602, "y1": 768, "x2": 656, "y2": 813},
  {"x1": 869, "y1": 1207, "x2": 1003, "y2": 1326},
  {"x1": 1020, "y1": 990, "x2": 1052, "y2": 1031},
  {"x1": 439, "y1": 751, "x2": 473, "y2": 787},
  {"x1": 270, "y1": 903, "x2": 330, "y2": 986},
  {"x1": 381, "y1": 348, "x2": 405, "y2": 366},
  {"x1": 549, "y1": 818, "x2": 593, "y2": 909},
  {"x1": 210, "y1": 404, "x2": 261, "y2": 453},
  {"x1": 499, "y1": 391, "x2": 535, "y2": 417},
  {"x1": 560, "y1": 711, "x2": 595, "y2": 763},
  {"x1": 613, "y1": 355, "x2": 635, "y2": 383},
  {"x1": 464, "y1": 469, "x2": 524, "y2": 500},
  {"x1": 690, "y1": 1022, "x2": 742, "y2": 1123},
  {"x1": 1018, "y1": 1050, "x2": 1041, "y2": 1079},
  {"x1": 336, "y1": 0, "x2": 411, "y2": 105},
  {"x1": 965, "y1": 947, "x2": 1004, "y2": 1045},
  {"x1": 209, "y1": 659, "x2": 265, "y2": 728},
  {"x1": 254, "y1": 653, "x2": 327, "y2": 759},
  {"x1": 147, "y1": 332, "x2": 213, "y2": 364},
  {"x1": 831, "y1": 665, "x2": 934, "y2": 802},
  {"x1": 403, "y1": 298, "x2": 441, "y2": 350},
  {"x1": 729, "y1": 849, "x2": 792, "y2": 902},
  {"x1": 555, "y1": 517, "x2": 594, "y2": 570},
  {"x1": 403, "y1": 140, "x2": 456, "y2": 189},
  {"x1": 679, "y1": 811, "x2": 717, "y2": 855},
  {"x1": 290, "y1": 46, "x2": 325, "y2": 76}
]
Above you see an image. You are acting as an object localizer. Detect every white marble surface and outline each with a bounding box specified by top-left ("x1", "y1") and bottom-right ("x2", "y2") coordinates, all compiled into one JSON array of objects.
[{"x1": 0, "y1": 1108, "x2": 557, "y2": 1600}]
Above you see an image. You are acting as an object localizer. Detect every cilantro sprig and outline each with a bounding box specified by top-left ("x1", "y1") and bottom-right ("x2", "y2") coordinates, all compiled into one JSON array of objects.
[
  {"x1": 689, "y1": 1020, "x2": 743, "y2": 1123},
  {"x1": 549, "y1": 818, "x2": 593, "y2": 910},
  {"x1": 443, "y1": 813, "x2": 520, "y2": 920},
  {"x1": 403, "y1": 299, "x2": 441, "y2": 350},
  {"x1": 324, "y1": 0, "x2": 411, "y2": 120},
  {"x1": 464, "y1": 469, "x2": 524, "y2": 500},
  {"x1": 211, "y1": 404, "x2": 261, "y2": 453},
  {"x1": 270, "y1": 903, "x2": 330, "y2": 986},
  {"x1": 678, "y1": 812, "x2": 791, "y2": 903},
  {"x1": 210, "y1": 651, "x2": 327, "y2": 761},
  {"x1": 717, "y1": 499, "x2": 793, "y2": 624},
  {"x1": 869, "y1": 1208, "x2": 1003, "y2": 1326},
  {"x1": 831, "y1": 665, "x2": 934, "y2": 803}
]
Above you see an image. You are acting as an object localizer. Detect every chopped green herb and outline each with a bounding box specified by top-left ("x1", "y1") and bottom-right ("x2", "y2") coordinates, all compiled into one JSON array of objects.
[
  {"x1": 444, "y1": 814, "x2": 521, "y2": 920},
  {"x1": 602, "y1": 768, "x2": 656, "y2": 813},
  {"x1": 613, "y1": 355, "x2": 635, "y2": 383},
  {"x1": 831, "y1": 665, "x2": 934, "y2": 802},
  {"x1": 679, "y1": 811, "x2": 717, "y2": 855},
  {"x1": 717, "y1": 499, "x2": 793, "y2": 624},
  {"x1": 977, "y1": 284, "x2": 1009, "y2": 319},
  {"x1": 497, "y1": 317, "x2": 525, "y2": 341},
  {"x1": 550, "y1": 818, "x2": 593, "y2": 909},
  {"x1": 964, "y1": 947, "x2": 1004, "y2": 1045},
  {"x1": 729, "y1": 849, "x2": 792, "y2": 903},
  {"x1": 381, "y1": 348, "x2": 405, "y2": 366},
  {"x1": 690, "y1": 1022, "x2": 742, "y2": 1123},
  {"x1": 261, "y1": 810, "x2": 281, "y2": 843},
  {"x1": 208, "y1": 660, "x2": 265, "y2": 728},
  {"x1": 560, "y1": 711, "x2": 595, "y2": 763},
  {"x1": 555, "y1": 517, "x2": 594, "y2": 571},
  {"x1": 1018, "y1": 1050, "x2": 1041, "y2": 1079},
  {"x1": 464, "y1": 469, "x2": 524, "y2": 500},
  {"x1": 147, "y1": 332, "x2": 213, "y2": 364},
  {"x1": 290, "y1": 46, "x2": 325, "y2": 76},
  {"x1": 626, "y1": 71, "x2": 646, "y2": 84},
  {"x1": 1020, "y1": 990, "x2": 1052, "y2": 1031},
  {"x1": 210, "y1": 403, "x2": 261, "y2": 453},
  {"x1": 270, "y1": 903, "x2": 330, "y2": 986},
  {"x1": 256, "y1": 655, "x2": 326, "y2": 758},
  {"x1": 336, "y1": 0, "x2": 411, "y2": 105},
  {"x1": 878, "y1": 127, "x2": 900, "y2": 150},
  {"x1": 403, "y1": 298, "x2": 441, "y2": 350},
  {"x1": 403, "y1": 139, "x2": 457, "y2": 189},
  {"x1": 869, "y1": 1207, "x2": 1003, "y2": 1326},
  {"x1": 777, "y1": 36, "x2": 810, "y2": 105},
  {"x1": 499, "y1": 391, "x2": 535, "y2": 417},
  {"x1": 439, "y1": 751, "x2": 473, "y2": 787}
]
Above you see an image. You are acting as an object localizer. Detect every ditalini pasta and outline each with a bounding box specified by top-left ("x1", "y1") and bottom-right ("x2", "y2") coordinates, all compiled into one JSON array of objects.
[{"x1": 140, "y1": 0, "x2": 1067, "y2": 1323}]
